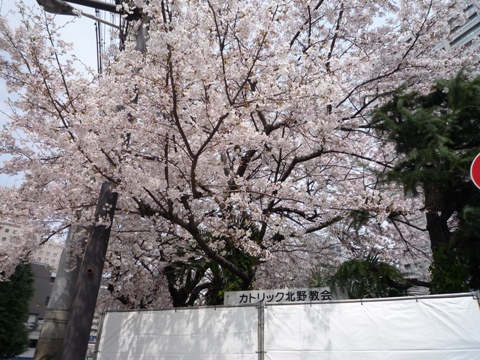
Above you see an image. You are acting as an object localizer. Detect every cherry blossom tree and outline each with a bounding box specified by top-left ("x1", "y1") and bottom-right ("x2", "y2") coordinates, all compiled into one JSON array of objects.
[{"x1": 0, "y1": 0, "x2": 475, "y2": 307}]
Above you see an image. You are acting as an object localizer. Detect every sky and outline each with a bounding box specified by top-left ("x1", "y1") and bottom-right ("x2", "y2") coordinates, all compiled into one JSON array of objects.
[
  {"x1": 0, "y1": 0, "x2": 113, "y2": 187},
  {"x1": 0, "y1": 0, "x2": 101, "y2": 67}
]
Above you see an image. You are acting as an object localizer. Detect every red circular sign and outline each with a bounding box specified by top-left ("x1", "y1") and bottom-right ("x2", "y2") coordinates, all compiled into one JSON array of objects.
[{"x1": 471, "y1": 154, "x2": 480, "y2": 189}]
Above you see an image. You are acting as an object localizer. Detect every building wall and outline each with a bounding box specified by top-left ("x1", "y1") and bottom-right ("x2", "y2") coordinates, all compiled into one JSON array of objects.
[
  {"x1": 20, "y1": 264, "x2": 56, "y2": 359},
  {"x1": 436, "y1": 1, "x2": 480, "y2": 50},
  {"x1": 29, "y1": 264, "x2": 55, "y2": 320},
  {"x1": 32, "y1": 242, "x2": 64, "y2": 270},
  {"x1": 0, "y1": 222, "x2": 22, "y2": 244},
  {"x1": 0, "y1": 222, "x2": 64, "y2": 270}
]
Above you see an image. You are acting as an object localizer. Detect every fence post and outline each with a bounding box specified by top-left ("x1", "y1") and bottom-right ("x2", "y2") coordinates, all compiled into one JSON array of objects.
[{"x1": 257, "y1": 301, "x2": 265, "y2": 360}]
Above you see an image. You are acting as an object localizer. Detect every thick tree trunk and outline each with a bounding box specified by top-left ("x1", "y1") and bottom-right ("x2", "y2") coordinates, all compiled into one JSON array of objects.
[{"x1": 424, "y1": 185, "x2": 453, "y2": 251}]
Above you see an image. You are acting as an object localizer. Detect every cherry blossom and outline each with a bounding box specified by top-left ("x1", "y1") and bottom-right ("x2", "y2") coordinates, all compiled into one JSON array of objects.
[{"x1": 0, "y1": 0, "x2": 474, "y2": 306}]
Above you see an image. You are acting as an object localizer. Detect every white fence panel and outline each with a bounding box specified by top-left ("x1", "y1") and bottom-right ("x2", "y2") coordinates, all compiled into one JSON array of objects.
[
  {"x1": 97, "y1": 306, "x2": 258, "y2": 360},
  {"x1": 264, "y1": 296, "x2": 480, "y2": 360},
  {"x1": 95, "y1": 294, "x2": 480, "y2": 360}
]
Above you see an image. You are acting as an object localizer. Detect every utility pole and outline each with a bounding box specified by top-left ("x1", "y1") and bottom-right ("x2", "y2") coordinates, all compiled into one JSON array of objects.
[
  {"x1": 33, "y1": 225, "x2": 87, "y2": 360},
  {"x1": 61, "y1": 182, "x2": 118, "y2": 360},
  {"x1": 37, "y1": 0, "x2": 142, "y2": 21},
  {"x1": 31, "y1": 3, "x2": 142, "y2": 359}
]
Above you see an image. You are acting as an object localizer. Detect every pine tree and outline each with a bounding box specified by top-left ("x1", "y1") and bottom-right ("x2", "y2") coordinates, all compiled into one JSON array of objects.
[
  {"x1": 372, "y1": 72, "x2": 480, "y2": 293},
  {"x1": 310, "y1": 254, "x2": 407, "y2": 299},
  {"x1": 0, "y1": 263, "x2": 34, "y2": 358}
]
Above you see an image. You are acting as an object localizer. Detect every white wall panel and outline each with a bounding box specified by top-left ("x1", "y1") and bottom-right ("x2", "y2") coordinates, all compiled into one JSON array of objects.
[
  {"x1": 264, "y1": 296, "x2": 480, "y2": 360},
  {"x1": 97, "y1": 306, "x2": 258, "y2": 360},
  {"x1": 96, "y1": 295, "x2": 480, "y2": 360}
]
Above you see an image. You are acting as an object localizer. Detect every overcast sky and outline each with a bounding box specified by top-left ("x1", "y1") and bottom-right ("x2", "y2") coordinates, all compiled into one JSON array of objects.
[
  {"x1": 1, "y1": 0, "x2": 101, "y2": 68},
  {"x1": 0, "y1": 0, "x2": 112, "y2": 187}
]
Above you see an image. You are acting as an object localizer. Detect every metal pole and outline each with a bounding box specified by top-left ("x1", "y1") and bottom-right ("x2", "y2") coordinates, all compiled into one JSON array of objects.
[
  {"x1": 37, "y1": 0, "x2": 142, "y2": 19},
  {"x1": 257, "y1": 301, "x2": 265, "y2": 360},
  {"x1": 81, "y1": 10, "x2": 120, "y2": 29},
  {"x1": 92, "y1": 312, "x2": 106, "y2": 360},
  {"x1": 66, "y1": 0, "x2": 142, "y2": 19},
  {"x1": 61, "y1": 182, "x2": 118, "y2": 360},
  {"x1": 34, "y1": 225, "x2": 88, "y2": 360},
  {"x1": 63, "y1": 0, "x2": 119, "y2": 13}
]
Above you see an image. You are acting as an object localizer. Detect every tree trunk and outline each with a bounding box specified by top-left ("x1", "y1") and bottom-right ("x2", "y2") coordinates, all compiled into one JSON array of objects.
[{"x1": 424, "y1": 185, "x2": 452, "y2": 251}]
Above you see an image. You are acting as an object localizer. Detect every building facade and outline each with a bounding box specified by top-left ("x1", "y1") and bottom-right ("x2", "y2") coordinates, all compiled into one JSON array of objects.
[
  {"x1": 437, "y1": 1, "x2": 480, "y2": 50},
  {"x1": 0, "y1": 222, "x2": 64, "y2": 270}
]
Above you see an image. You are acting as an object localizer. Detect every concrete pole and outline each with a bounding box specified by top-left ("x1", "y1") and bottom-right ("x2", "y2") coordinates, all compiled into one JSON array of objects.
[
  {"x1": 34, "y1": 225, "x2": 88, "y2": 360},
  {"x1": 61, "y1": 182, "x2": 118, "y2": 360}
]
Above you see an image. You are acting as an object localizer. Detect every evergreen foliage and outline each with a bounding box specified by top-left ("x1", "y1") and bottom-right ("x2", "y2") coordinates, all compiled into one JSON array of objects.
[
  {"x1": 310, "y1": 254, "x2": 407, "y2": 299},
  {"x1": 164, "y1": 218, "x2": 260, "y2": 306},
  {"x1": 0, "y1": 263, "x2": 34, "y2": 358},
  {"x1": 372, "y1": 72, "x2": 480, "y2": 292}
]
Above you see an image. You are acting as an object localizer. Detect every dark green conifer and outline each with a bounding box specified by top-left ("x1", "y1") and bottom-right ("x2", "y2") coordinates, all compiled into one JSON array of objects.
[
  {"x1": 0, "y1": 263, "x2": 34, "y2": 358},
  {"x1": 372, "y1": 72, "x2": 480, "y2": 292}
]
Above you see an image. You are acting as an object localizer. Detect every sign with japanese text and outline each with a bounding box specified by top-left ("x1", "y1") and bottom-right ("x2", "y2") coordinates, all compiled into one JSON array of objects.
[{"x1": 224, "y1": 287, "x2": 332, "y2": 306}]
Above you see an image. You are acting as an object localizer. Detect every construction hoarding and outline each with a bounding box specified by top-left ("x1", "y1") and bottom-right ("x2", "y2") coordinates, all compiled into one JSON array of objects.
[{"x1": 95, "y1": 293, "x2": 480, "y2": 360}]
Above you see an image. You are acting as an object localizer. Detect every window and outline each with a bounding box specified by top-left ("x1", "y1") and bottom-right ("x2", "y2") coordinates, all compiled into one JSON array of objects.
[
  {"x1": 48, "y1": 244, "x2": 52, "y2": 248},
  {"x1": 45, "y1": 296, "x2": 50, "y2": 305},
  {"x1": 1, "y1": 237, "x2": 6, "y2": 241},
  {"x1": 44, "y1": 259, "x2": 48, "y2": 264},
  {"x1": 4, "y1": 228, "x2": 9, "y2": 233},
  {"x1": 37, "y1": 257, "x2": 41, "y2": 262},
  {"x1": 26, "y1": 314, "x2": 37, "y2": 330},
  {"x1": 46, "y1": 252, "x2": 50, "y2": 256},
  {"x1": 39, "y1": 251, "x2": 43, "y2": 255},
  {"x1": 51, "y1": 260, "x2": 55, "y2": 264},
  {"x1": 12, "y1": 230, "x2": 17, "y2": 234},
  {"x1": 53, "y1": 253, "x2": 58, "y2": 257},
  {"x1": 28, "y1": 339, "x2": 38, "y2": 348}
]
